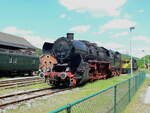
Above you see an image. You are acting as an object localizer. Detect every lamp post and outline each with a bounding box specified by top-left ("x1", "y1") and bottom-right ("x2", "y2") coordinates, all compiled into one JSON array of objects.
[
  {"x1": 130, "y1": 40, "x2": 133, "y2": 76},
  {"x1": 142, "y1": 50, "x2": 146, "y2": 69},
  {"x1": 148, "y1": 56, "x2": 150, "y2": 69},
  {"x1": 129, "y1": 27, "x2": 135, "y2": 76}
]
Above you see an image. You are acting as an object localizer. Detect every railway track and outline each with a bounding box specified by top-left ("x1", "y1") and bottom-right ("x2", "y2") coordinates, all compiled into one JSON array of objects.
[
  {"x1": 0, "y1": 87, "x2": 69, "y2": 108},
  {"x1": 0, "y1": 76, "x2": 43, "y2": 89},
  {"x1": 0, "y1": 76, "x2": 41, "y2": 84}
]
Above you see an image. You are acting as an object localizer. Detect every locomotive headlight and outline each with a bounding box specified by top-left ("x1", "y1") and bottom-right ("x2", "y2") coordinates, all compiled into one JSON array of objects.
[
  {"x1": 39, "y1": 72, "x2": 45, "y2": 78},
  {"x1": 60, "y1": 72, "x2": 67, "y2": 79}
]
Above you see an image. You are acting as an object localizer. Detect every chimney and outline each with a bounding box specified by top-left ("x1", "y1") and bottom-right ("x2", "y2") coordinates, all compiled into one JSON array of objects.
[{"x1": 67, "y1": 33, "x2": 74, "y2": 40}]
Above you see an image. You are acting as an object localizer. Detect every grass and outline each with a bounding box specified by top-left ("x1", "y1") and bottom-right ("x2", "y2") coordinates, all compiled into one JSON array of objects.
[
  {"x1": 4, "y1": 72, "x2": 138, "y2": 113},
  {"x1": 0, "y1": 77, "x2": 10, "y2": 80}
]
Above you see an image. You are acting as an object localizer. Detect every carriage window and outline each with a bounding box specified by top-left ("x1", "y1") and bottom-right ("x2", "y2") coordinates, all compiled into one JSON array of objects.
[
  {"x1": 9, "y1": 57, "x2": 13, "y2": 63},
  {"x1": 14, "y1": 58, "x2": 17, "y2": 64},
  {"x1": 33, "y1": 60, "x2": 36, "y2": 64}
]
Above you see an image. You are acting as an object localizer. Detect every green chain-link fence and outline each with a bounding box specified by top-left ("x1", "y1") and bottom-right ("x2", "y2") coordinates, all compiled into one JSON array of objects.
[{"x1": 49, "y1": 72, "x2": 146, "y2": 113}]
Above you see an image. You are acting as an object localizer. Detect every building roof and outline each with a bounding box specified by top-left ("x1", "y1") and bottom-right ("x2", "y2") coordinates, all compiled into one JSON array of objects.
[{"x1": 0, "y1": 32, "x2": 35, "y2": 50}]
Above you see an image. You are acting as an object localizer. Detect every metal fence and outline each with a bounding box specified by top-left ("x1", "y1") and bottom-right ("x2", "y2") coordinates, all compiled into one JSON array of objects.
[{"x1": 49, "y1": 72, "x2": 146, "y2": 113}]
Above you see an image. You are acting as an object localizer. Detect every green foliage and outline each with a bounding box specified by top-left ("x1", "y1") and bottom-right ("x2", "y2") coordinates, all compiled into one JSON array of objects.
[
  {"x1": 121, "y1": 54, "x2": 139, "y2": 60},
  {"x1": 137, "y1": 55, "x2": 150, "y2": 68},
  {"x1": 121, "y1": 53, "x2": 150, "y2": 69}
]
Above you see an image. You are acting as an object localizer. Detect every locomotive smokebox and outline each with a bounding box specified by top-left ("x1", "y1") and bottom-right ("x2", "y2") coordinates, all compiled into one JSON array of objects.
[{"x1": 67, "y1": 33, "x2": 74, "y2": 40}]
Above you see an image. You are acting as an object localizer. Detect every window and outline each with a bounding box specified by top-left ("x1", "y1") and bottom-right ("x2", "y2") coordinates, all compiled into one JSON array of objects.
[
  {"x1": 14, "y1": 58, "x2": 17, "y2": 64},
  {"x1": 33, "y1": 60, "x2": 36, "y2": 64},
  {"x1": 9, "y1": 57, "x2": 13, "y2": 63}
]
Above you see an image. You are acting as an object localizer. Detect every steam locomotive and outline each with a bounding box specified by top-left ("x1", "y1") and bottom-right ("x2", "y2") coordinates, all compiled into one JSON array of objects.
[{"x1": 39, "y1": 33, "x2": 124, "y2": 87}]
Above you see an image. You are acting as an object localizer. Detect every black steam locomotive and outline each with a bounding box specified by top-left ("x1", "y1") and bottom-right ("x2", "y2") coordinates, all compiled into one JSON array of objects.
[{"x1": 40, "y1": 33, "x2": 122, "y2": 87}]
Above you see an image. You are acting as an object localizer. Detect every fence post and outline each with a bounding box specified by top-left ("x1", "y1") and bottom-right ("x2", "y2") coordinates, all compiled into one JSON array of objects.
[
  {"x1": 135, "y1": 76, "x2": 137, "y2": 92},
  {"x1": 66, "y1": 104, "x2": 71, "y2": 113},
  {"x1": 139, "y1": 73, "x2": 141, "y2": 85},
  {"x1": 138, "y1": 75, "x2": 140, "y2": 89},
  {"x1": 128, "y1": 79, "x2": 131, "y2": 102},
  {"x1": 113, "y1": 85, "x2": 117, "y2": 113}
]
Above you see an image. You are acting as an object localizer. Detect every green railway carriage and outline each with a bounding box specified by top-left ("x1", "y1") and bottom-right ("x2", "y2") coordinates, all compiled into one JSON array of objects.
[
  {"x1": 0, "y1": 49, "x2": 39, "y2": 74},
  {"x1": 0, "y1": 32, "x2": 39, "y2": 75}
]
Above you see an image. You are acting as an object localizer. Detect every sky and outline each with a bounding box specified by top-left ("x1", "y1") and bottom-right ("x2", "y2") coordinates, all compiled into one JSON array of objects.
[{"x1": 0, "y1": 0, "x2": 150, "y2": 58}]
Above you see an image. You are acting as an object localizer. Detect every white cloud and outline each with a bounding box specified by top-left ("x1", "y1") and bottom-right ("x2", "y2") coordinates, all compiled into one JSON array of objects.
[
  {"x1": 69, "y1": 25, "x2": 90, "y2": 33},
  {"x1": 132, "y1": 47, "x2": 150, "y2": 58},
  {"x1": 137, "y1": 10, "x2": 144, "y2": 13},
  {"x1": 112, "y1": 31, "x2": 129, "y2": 37},
  {"x1": 2, "y1": 27, "x2": 54, "y2": 48},
  {"x1": 96, "y1": 41, "x2": 147, "y2": 58},
  {"x1": 23, "y1": 35, "x2": 54, "y2": 48},
  {"x1": 59, "y1": 13, "x2": 66, "y2": 18},
  {"x1": 95, "y1": 36, "x2": 150, "y2": 58},
  {"x1": 104, "y1": 42, "x2": 125, "y2": 49},
  {"x1": 59, "y1": 0, "x2": 127, "y2": 17},
  {"x1": 123, "y1": 14, "x2": 131, "y2": 19},
  {"x1": 100, "y1": 19, "x2": 136, "y2": 33},
  {"x1": 131, "y1": 36, "x2": 150, "y2": 57},
  {"x1": 96, "y1": 41, "x2": 125, "y2": 50},
  {"x1": 132, "y1": 36, "x2": 150, "y2": 43},
  {"x1": 3, "y1": 26, "x2": 32, "y2": 35}
]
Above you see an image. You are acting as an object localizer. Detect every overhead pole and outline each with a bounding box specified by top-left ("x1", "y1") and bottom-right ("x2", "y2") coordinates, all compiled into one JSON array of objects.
[
  {"x1": 148, "y1": 56, "x2": 150, "y2": 69},
  {"x1": 142, "y1": 50, "x2": 146, "y2": 69},
  {"x1": 129, "y1": 27, "x2": 135, "y2": 77}
]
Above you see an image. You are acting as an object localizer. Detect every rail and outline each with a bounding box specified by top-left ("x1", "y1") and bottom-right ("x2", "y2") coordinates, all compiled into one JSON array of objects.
[
  {"x1": 0, "y1": 88, "x2": 69, "y2": 108},
  {"x1": 49, "y1": 72, "x2": 146, "y2": 113}
]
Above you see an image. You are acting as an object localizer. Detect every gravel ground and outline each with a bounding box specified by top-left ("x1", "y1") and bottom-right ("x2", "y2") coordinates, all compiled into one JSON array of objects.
[
  {"x1": 143, "y1": 87, "x2": 150, "y2": 104},
  {"x1": 123, "y1": 75, "x2": 150, "y2": 113}
]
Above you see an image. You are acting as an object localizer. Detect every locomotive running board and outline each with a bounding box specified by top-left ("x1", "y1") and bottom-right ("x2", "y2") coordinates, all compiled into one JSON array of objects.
[{"x1": 88, "y1": 60, "x2": 111, "y2": 63}]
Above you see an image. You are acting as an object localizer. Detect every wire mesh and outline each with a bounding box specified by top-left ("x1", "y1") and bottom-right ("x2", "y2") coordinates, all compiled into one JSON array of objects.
[
  {"x1": 130, "y1": 77, "x2": 135, "y2": 98},
  {"x1": 49, "y1": 72, "x2": 146, "y2": 113},
  {"x1": 71, "y1": 88, "x2": 113, "y2": 113},
  {"x1": 115, "y1": 80, "x2": 128, "y2": 113}
]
